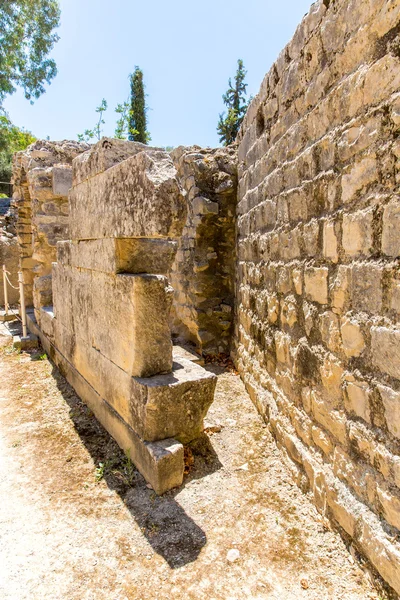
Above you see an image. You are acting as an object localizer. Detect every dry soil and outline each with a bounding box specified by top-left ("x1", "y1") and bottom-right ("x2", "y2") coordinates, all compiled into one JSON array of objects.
[{"x1": 0, "y1": 332, "x2": 391, "y2": 599}]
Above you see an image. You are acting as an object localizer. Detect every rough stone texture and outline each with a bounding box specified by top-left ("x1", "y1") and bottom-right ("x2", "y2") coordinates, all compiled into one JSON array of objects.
[
  {"x1": 169, "y1": 145, "x2": 237, "y2": 356},
  {"x1": 234, "y1": 0, "x2": 400, "y2": 594},
  {"x1": 70, "y1": 142, "x2": 186, "y2": 240},
  {"x1": 11, "y1": 140, "x2": 89, "y2": 305}
]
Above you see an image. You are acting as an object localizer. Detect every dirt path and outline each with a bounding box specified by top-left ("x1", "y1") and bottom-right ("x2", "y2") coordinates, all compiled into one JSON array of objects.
[{"x1": 0, "y1": 339, "x2": 388, "y2": 600}]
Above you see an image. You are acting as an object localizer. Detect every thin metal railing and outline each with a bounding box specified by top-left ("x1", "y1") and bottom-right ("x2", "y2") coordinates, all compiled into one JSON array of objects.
[{"x1": 2, "y1": 265, "x2": 27, "y2": 337}]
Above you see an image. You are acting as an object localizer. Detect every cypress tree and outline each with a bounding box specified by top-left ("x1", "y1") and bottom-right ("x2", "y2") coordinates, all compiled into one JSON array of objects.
[
  {"x1": 128, "y1": 67, "x2": 149, "y2": 144},
  {"x1": 217, "y1": 59, "x2": 249, "y2": 146}
]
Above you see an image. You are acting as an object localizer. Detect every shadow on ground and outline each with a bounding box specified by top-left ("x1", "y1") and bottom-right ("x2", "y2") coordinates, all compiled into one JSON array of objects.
[{"x1": 46, "y1": 359, "x2": 222, "y2": 568}]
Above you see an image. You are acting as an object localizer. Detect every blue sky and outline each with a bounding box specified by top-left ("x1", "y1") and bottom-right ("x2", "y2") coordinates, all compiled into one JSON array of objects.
[{"x1": 4, "y1": 0, "x2": 313, "y2": 148}]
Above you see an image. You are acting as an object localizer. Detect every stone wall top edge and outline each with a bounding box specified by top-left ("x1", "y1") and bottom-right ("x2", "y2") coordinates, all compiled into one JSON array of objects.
[{"x1": 237, "y1": 0, "x2": 327, "y2": 142}]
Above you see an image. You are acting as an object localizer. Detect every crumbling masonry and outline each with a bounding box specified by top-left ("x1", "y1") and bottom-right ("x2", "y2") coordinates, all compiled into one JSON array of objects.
[{"x1": 9, "y1": 0, "x2": 400, "y2": 594}]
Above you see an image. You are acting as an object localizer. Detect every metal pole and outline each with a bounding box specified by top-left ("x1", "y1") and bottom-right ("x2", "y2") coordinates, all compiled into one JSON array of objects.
[
  {"x1": 18, "y1": 271, "x2": 27, "y2": 338},
  {"x1": 2, "y1": 265, "x2": 9, "y2": 315}
]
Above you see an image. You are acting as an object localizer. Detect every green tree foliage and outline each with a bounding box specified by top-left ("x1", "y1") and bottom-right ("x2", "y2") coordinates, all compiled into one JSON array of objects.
[
  {"x1": 0, "y1": 113, "x2": 35, "y2": 193},
  {"x1": 128, "y1": 67, "x2": 150, "y2": 144},
  {"x1": 217, "y1": 59, "x2": 249, "y2": 146},
  {"x1": 77, "y1": 99, "x2": 108, "y2": 142},
  {"x1": 0, "y1": 0, "x2": 61, "y2": 104},
  {"x1": 114, "y1": 101, "x2": 139, "y2": 140}
]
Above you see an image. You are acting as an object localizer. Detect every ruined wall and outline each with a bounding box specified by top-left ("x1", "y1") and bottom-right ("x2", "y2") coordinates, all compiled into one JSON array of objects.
[
  {"x1": 12, "y1": 140, "x2": 89, "y2": 306},
  {"x1": 27, "y1": 139, "x2": 217, "y2": 493},
  {"x1": 169, "y1": 145, "x2": 237, "y2": 356},
  {"x1": 235, "y1": 0, "x2": 400, "y2": 593}
]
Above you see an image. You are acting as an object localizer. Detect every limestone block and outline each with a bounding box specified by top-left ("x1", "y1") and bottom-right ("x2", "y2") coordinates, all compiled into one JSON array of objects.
[
  {"x1": 267, "y1": 294, "x2": 279, "y2": 324},
  {"x1": 342, "y1": 209, "x2": 374, "y2": 257},
  {"x1": 382, "y1": 199, "x2": 400, "y2": 257},
  {"x1": 377, "y1": 384, "x2": 400, "y2": 440},
  {"x1": 90, "y1": 272, "x2": 173, "y2": 378},
  {"x1": 358, "y1": 519, "x2": 400, "y2": 596},
  {"x1": 311, "y1": 425, "x2": 333, "y2": 455},
  {"x1": 61, "y1": 238, "x2": 178, "y2": 275},
  {"x1": 275, "y1": 331, "x2": 291, "y2": 367},
  {"x1": 292, "y1": 267, "x2": 303, "y2": 295},
  {"x1": 131, "y1": 358, "x2": 217, "y2": 443},
  {"x1": 70, "y1": 149, "x2": 186, "y2": 240},
  {"x1": 376, "y1": 483, "x2": 400, "y2": 530},
  {"x1": 280, "y1": 295, "x2": 297, "y2": 328},
  {"x1": 320, "y1": 311, "x2": 341, "y2": 353},
  {"x1": 371, "y1": 326, "x2": 400, "y2": 380},
  {"x1": 322, "y1": 220, "x2": 338, "y2": 263},
  {"x1": 319, "y1": 355, "x2": 344, "y2": 405},
  {"x1": 311, "y1": 391, "x2": 347, "y2": 444},
  {"x1": 192, "y1": 196, "x2": 219, "y2": 215},
  {"x1": 72, "y1": 138, "x2": 155, "y2": 186},
  {"x1": 304, "y1": 267, "x2": 328, "y2": 304},
  {"x1": 303, "y1": 220, "x2": 320, "y2": 257},
  {"x1": 33, "y1": 316, "x2": 185, "y2": 494},
  {"x1": 115, "y1": 238, "x2": 178, "y2": 274},
  {"x1": 52, "y1": 166, "x2": 73, "y2": 198},
  {"x1": 33, "y1": 274, "x2": 53, "y2": 309},
  {"x1": 344, "y1": 378, "x2": 370, "y2": 423},
  {"x1": 27, "y1": 167, "x2": 54, "y2": 202},
  {"x1": 351, "y1": 263, "x2": 382, "y2": 314},
  {"x1": 340, "y1": 316, "x2": 365, "y2": 358},
  {"x1": 341, "y1": 157, "x2": 378, "y2": 204}
]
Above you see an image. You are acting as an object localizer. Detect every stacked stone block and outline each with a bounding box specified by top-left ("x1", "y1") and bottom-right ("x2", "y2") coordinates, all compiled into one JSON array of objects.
[
  {"x1": 169, "y1": 145, "x2": 237, "y2": 356},
  {"x1": 235, "y1": 0, "x2": 400, "y2": 593},
  {"x1": 31, "y1": 139, "x2": 217, "y2": 493},
  {"x1": 11, "y1": 140, "x2": 89, "y2": 306}
]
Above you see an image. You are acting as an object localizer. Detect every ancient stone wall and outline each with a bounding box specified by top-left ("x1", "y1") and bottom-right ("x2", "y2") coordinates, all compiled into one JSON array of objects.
[
  {"x1": 12, "y1": 140, "x2": 89, "y2": 306},
  {"x1": 235, "y1": 0, "x2": 400, "y2": 593},
  {"x1": 26, "y1": 139, "x2": 217, "y2": 493},
  {"x1": 169, "y1": 145, "x2": 237, "y2": 356}
]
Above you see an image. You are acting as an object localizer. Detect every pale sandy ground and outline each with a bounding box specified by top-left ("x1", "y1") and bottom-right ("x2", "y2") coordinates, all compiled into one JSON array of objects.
[{"x1": 0, "y1": 333, "x2": 391, "y2": 600}]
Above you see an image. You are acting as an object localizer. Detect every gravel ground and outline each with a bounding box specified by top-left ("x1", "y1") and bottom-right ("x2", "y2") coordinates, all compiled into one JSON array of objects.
[{"x1": 0, "y1": 334, "x2": 390, "y2": 600}]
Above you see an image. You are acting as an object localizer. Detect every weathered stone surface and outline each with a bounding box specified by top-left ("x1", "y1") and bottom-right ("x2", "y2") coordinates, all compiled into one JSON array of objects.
[
  {"x1": 131, "y1": 357, "x2": 217, "y2": 443},
  {"x1": 70, "y1": 149, "x2": 186, "y2": 240},
  {"x1": 27, "y1": 310, "x2": 185, "y2": 495},
  {"x1": 58, "y1": 238, "x2": 178, "y2": 275},
  {"x1": 52, "y1": 166, "x2": 73, "y2": 197},
  {"x1": 53, "y1": 263, "x2": 174, "y2": 378},
  {"x1": 304, "y1": 267, "x2": 328, "y2": 305},
  {"x1": 234, "y1": 0, "x2": 400, "y2": 592},
  {"x1": 382, "y1": 199, "x2": 400, "y2": 257},
  {"x1": 72, "y1": 138, "x2": 157, "y2": 186},
  {"x1": 371, "y1": 326, "x2": 400, "y2": 380},
  {"x1": 378, "y1": 384, "x2": 400, "y2": 440},
  {"x1": 340, "y1": 316, "x2": 365, "y2": 358},
  {"x1": 11, "y1": 140, "x2": 89, "y2": 305},
  {"x1": 169, "y1": 145, "x2": 237, "y2": 356}
]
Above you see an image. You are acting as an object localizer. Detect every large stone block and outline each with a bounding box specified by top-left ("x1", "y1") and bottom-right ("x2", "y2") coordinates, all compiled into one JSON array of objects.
[
  {"x1": 371, "y1": 326, "x2": 400, "y2": 380},
  {"x1": 70, "y1": 149, "x2": 186, "y2": 240},
  {"x1": 52, "y1": 166, "x2": 73, "y2": 198},
  {"x1": 131, "y1": 359, "x2": 217, "y2": 443},
  {"x1": 382, "y1": 199, "x2": 400, "y2": 257},
  {"x1": 54, "y1": 262, "x2": 174, "y2": 378},
  {"x1": 58, "y1": 238, "x2": 178, "y2": 274},
  {"x1": 72, "y1": 138, "x2": 155, "y2": 186},
  {"x1": 304, "y1": 267, "x2": 329, "y2": 305}
]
